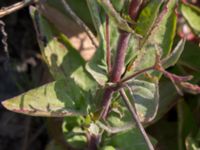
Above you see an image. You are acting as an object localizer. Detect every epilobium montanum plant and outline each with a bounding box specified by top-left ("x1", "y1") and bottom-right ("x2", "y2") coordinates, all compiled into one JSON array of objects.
[{"x1": 1, "y1": 0, "x2": 200, "y2": 149}]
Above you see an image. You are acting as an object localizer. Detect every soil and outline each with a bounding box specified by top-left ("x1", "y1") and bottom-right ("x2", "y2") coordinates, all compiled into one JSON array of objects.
[{"x1": 0, "y1": 1, "x2": 50, "y2": 150}]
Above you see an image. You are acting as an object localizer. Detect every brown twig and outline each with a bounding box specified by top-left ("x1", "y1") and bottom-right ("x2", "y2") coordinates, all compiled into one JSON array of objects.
[
  {"x1": 0, "y1": 0, "x2": 38, "y2": 18},
  {"x1": 0, "y1": 20, "x2": 9, "y2": 60},
  {"x1": 119, "y1": 89, "x2": 154, "y2": 150}
]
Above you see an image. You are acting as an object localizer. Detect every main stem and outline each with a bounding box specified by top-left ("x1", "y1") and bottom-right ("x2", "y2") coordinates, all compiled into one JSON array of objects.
[{"x1": 100, "y1": 31, "x2": 130, "y2": 119}]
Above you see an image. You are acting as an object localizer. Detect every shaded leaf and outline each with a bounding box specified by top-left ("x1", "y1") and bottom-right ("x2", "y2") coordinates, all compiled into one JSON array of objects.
[
  {"x1": 177, "y1": 99, "x2": 198, "y2": 150},
  {"x1": 126, "y1": 79, "x2": 159, "y2": 122},
  {"x1": 104, "y1": 128, "x2": 156, "y2": 150},
  {"x1": 179, "y1": 40, "x2": 200, "y2": 72}
]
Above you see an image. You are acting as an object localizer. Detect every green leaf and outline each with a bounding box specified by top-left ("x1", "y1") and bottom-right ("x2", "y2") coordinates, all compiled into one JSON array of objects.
[
  {"x1": 101, "y1": 146, "x2": 115, "y2": 150},
  {"x1": 30, "y1": 7, "x2": 97, "y2": 91},
  {"x1": 86, "y1": 0, "x2": 108, "y2": 85},
  {"x1": 148, "y1": 0, "x2": 177, "y2": 57},
  {"x1": 179, "y1": 39, "x2": 200, "y2": 72},
  {"x1": 126, "y1": 79, "x2": 159, "y2": 122},
  {"x1": 46, "y1": 0, "x2": 94, "y2": 31},
  {"x1": 162, "y1": 39, "x2": 186, "y2": 68},
  {"x1": 154, "y1": 78, "x2": 177, "y2": 121},
  {"x1": 177, "y1": 99, "x2": 198, "y2": 150},
  {"x1": 180, "y1": 3, "x2": 200, "y2": 35},
  {"x1": 104, "y1": 128, "x2": 157, "y2": 150},
  {"x1": 97, "y1": 0, "x2": 132, "y2": 32},
  {"x1": 2, "y1": 8, "x2": 98, "y2": 117},
  {"x1": 127, "y1": 0, "x2": 177, "y2": 75},
  {"x1": 2, "y1": 79, "x2": 91, "y2": 117},
  {"x1": 135, "y1": 0, "x2": 163, "y2": 37}
]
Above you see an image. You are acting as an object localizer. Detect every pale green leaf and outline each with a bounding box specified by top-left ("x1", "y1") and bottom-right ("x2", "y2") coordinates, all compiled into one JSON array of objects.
[
  {"x1": 2, "y1": 79, "x2": 91, "y2": 117},
  {"x1": 162, "y1": 39, "x2": 186, "y2": 68},
  {"x1": 127, "y1": 0, "x2": 177, "y2": 74},
  {"x1": 126, "y1": 79, "x2": 159, "y2": 122},
  {"x1": 180, "y1": 3, "x2": 200, "y2": 35},
  {"x1": 101, "y1": 146, "x2": 115, "y2": 150},
  {"x1": 30, "y1": 7, "x2": 97, "y2": 91},
  {"x1": 86, "y1": 0, "x2": 108, "y2": 85}
]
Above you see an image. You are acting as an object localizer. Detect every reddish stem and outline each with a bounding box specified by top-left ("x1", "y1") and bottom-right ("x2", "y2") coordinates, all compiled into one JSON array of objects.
[
  {"x1": 110, "y1": 31, "x2": 130, "y2": 82},
  {"x1": 129, "y1": 0, "x2": 143, "y2": 20},
  {"x1": 106, "y1": 15, "x2": 111, "y2": 74},
  {"x1": 100, "y1": 31, "x2": 130, "y2": 119},
  {"x1": 87, "y1": 133, "x2": 99, "y2": 150}
]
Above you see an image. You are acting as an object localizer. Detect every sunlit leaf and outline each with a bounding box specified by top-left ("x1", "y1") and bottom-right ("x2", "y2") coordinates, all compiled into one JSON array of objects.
[
  {"x1": 86, "y1": 0, "x2": 108, "y2": 85},
  {"x1": 30, "y1": 7, "x2": 97, "y2": 91},
  {"x1": 135, "y1": 0, "x2": 163, "y2": 37},
  {"x1": 2, "y1": 79, "x2": 91, "y2": 117},
  {"x1": 128, "y1": 0, "x2": 177, "y2": 75}
]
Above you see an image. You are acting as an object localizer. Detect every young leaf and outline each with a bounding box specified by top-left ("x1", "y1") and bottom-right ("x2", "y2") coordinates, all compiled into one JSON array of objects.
[
  {"x1": 2, "y1": 79, "x2": 91, "y2": 117},
  {"x1": 162, "y1": 39, "x2": 186, "y2": 69},
  {"x1": 180, "y1": 3, "x2": 200, "y2": 35}
]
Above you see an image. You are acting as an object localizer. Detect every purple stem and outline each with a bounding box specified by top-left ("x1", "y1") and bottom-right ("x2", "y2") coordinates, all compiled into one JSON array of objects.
[
  {"x1": 106, "y1": 15, "x2": 111, "y2": 74},
  {"x1": 110, "y1": 31, "x2": 130, "y2": 82},
  {"x1": 100, "y1": 31, "x2": 130, "y2": 119},
  {"x1": 87, "y1": 133, "x2": 99, "y2": 150}
]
